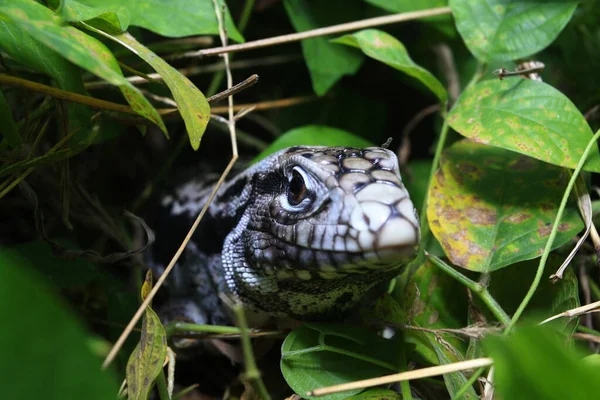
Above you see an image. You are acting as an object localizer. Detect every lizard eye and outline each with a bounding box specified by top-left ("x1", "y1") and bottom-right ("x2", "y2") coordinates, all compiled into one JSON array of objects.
[{"x1": 288, "y1": 167, "x2": 308, "y2": 206}]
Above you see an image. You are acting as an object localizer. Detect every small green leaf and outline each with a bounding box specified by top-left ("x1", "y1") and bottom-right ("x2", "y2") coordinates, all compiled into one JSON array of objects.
[
  {"x1": 284, "y1": 0, "x2": 364, "y2": 95},
  {"x1": 104, "y1": 31, "x2": 210, "y2": 149},
  {"x1": 0, "y1": 246, "x2": 119, "y2": 399},
  {"x1": 58, "y1": 0, "x2": 130, "y2": 32},
  {"x1": 334, "y1": 29, "x2": 447, "y2": 105},
  {"x1": 0, "y1": 89, "x2": 19, "y2": 147},
  {"x1": 75, "y1": 0, "x2": 243, "y2": 42},
  {"x1": 450, "y1": 0, "x2": 577, "y2": 61},
  {"x1": 486, "y1": 324, "x2": 600, "y2": 400},
  {"x1": 126, "y1": 271, "x2": 168, "y2": 400},
  {"x1": 447, "y1": 78, "x2": 600, "y2": 173},
  {"x1": 281, "y1": 323, "x2": 402, "y2": 400},
  {"x1": 427, "y1": 139, "x2": 583, "y2": 272},
  {"x1": 253, "y1": 125, "x2": 374, "y2": 163},
  {"x1": 0, "y1": 0, "x2": 167, "y2": 135}
]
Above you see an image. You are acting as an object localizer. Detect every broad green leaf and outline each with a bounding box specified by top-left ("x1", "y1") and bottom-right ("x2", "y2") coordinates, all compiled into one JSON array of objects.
[
  {"x1": 363, "y1": 0, "x2": 453, "y2": 35},
  {"x1": 488, "y1": 256, "x2": 579, "y2": 335},
  {"x1": 450, "y1": 0, "x2": 577, "y2": 61},
  {"x1": 0, "y1": 15, "x2": 92, "y2": 135},
  {"x1": 58, "y1": 0, "x2": 130, "y2": 32},
  {"x1": 126, "y1": 271, "x2": 168, "y2": 400},
  {"x1": 347, "y1": 388, "x2": 402, "y2": 400},
  {"x1": 364, "y1": 0, "x2": 447, "y2": 13},
  {"x1": 76, "y1": 0, "x2": 243, "y2": 42},
  {"x1": 281, "y1": 323, "x2": 402, "y2": 400},
  {"x1": 0, "y1": 246, "x2": 119, "y2": 398},
  {"x1": 0, "y1": 0, "x2": 167, "y2": 135},
  {"x1": 1, "y1": 241, "x2": 98, "y2": 288},
  {"x1": 284, "y1": 0, "x2": 364, "y2": 96},
  {"x1": 254, "y1": 125, "x2": 374, "y2": 163},
  {"x1": 103, "y1": 31, "x2": 210, "y2": 149},
  {"x1": 447, "y1": 78, "x2": 600, "y2": 173},
  {"x1": 486, "y1": 325, "x2": 600, "y2": 400},
  {"x1": 427, "y1": 139, "x2": 583, "y2": 272},
  {"x1": 334, "y1": 29, "x2": 448, "y2": 105},
  {"x1": 0, "y1": 89, "x2": 19, "y2": 147}
]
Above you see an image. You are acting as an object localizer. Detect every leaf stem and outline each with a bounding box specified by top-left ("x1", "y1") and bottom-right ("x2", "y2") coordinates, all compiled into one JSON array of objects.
[
  {"x1": 426, "y1": 253, "x2": 511, "y2": 325},
  {"x1": 451, "y1": 367, "x2": 484, "y2": 400},
  {"x1": 505, "y1": 127, "x2": 600, "y2": 335}
]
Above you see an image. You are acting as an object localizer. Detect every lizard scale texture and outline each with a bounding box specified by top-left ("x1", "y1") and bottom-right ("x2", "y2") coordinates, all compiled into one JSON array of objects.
[{"x1": 147, "y1": 146, "x2": 420, "y2": 324}]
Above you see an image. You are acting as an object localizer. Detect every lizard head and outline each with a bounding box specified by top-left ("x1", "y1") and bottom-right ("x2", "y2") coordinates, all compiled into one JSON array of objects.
[{"x1": 223, "y1": 146, "x2": 420, "y2": 319}]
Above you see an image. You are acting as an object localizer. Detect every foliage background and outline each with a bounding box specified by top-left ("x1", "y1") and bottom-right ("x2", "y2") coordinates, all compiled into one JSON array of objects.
[{"x1": 2, "y1": 0, "x2": 600, "y2": 399}]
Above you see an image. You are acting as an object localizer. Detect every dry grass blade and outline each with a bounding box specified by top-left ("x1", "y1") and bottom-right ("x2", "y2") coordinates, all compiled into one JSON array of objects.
[
  {"x1": 540, "y1": 300, "x2": 600, "y2": 325},
  {"x1": 102, "y1": 1, "x2": 244, "y2": 365},
  {"x1": 182, "y1": 7, "x2": 452, "y2": 58},
  {"x1": 550, "y1": 177, "x2": 593, "y2": 282},
  {"x1": 308, "y1": 358, "x2": 494, "y2": 397}
]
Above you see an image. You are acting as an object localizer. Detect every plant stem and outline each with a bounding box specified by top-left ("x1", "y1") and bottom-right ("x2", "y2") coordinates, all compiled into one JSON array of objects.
[
  {"x1": 427, "y1": 253, "x2": 511, "y2": 325},
  {"x1": 156, "y1": 370, "x2": 170, "y2": 400},
  {"x1": 233, "y1": 304, "x2": 271, "y2": 400},
  {"x1": 164, "y1": 322, "x2": 241, "y2": 337},
  {"x1": 451, "y1": 367, "x2": 484, "y2": 400},
  {"x1": 505, "y1": 127, "x2": 600, "y2": 335}
]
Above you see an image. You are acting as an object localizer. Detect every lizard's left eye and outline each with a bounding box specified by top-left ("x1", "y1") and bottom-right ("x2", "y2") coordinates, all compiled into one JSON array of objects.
[{"x1": 288, "y1": 168, "x2": 308, "y2": 206}]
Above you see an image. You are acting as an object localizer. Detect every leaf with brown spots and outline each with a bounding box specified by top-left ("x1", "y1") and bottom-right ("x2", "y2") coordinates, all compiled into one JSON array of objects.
[
  {"x1": 450, "y1": 0, "x2": 577, "y2": 61},
  {"x1": 333, "y1": 29, "x2": 448, "y2": 105},
  {"x1": 126, "y1": 271, "x2": 167, "y2": 400},
  {"x1": 447, "y1": 78, "x2": 600, "y2": 173},
  {"x1": 427, "y1": 139, "x2": 583, "y2": 272}
]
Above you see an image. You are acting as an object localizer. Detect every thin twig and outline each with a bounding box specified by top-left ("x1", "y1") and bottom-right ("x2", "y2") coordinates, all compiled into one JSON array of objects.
[
  {"x1": 0, "y1": 73, "x2": 259, "y2": 115},
  {"x1": 309, "y1": 358, "x2": 494, "y2": 397},
  {"x1": 178, "y1": 7, "x2": 451, "y2": 58},
  {"x1": 206, "y1": 74, "x2": 259, "y2": 103},
  {"x1": 86, "y1": 54, "x2": 300, "y2": 88},
  {"x1": 101, "y1": 0, "x2": 244, "y2": 372}
]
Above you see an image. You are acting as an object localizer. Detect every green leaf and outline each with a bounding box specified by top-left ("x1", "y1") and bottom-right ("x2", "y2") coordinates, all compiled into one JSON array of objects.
[
  {"x1": 364, "y1": 0, "x2": 447, "y2": 13},
  {"x1": 0, "y1": 0, "x2": 167, "y2": 135},
  {"x1": 126, "y1": 271, "x2": 168, "y2": 400},
  {"x1": 0, "y1": 13, "x2": 92, "y2": 135},
  {"x1": 447, "y1": 78, "x2": 600, "y2": 173},
  {"x1": 0, "y1": 89, "x2": 19, "y2": 147},
  {"x1": 58, "y1": 0, "x2": 130, "y2": 32},
  {"x1": 284, "y1": 0, "x2": 364, "y2": 95},
  {"x1": 0, "y1": 246, "x2": 119, "y2": 398},
  {"x1": 2, "y1": 241, "x2": 98, "y2": 288},
  {"x1": 102, "y1": 31, "x2": 210, "y2": 149},
  {"x1": 486, "y1": 324, "x2": 600, "y2": 400},
  {"x1": 76, "y1": 0, "x2": 243, "y2": 42},
  {"x1": 281, "y1": 323, "x2": 402, "y2": 400},
  {"x1": 347, "y1": 388, "x2": 402, "y2": 400},
  {"x1": 450, "y1": 0, "x2": 577, "y2": 61},
  {"x1": 427, "y1": 139, "x2": 583, "y2": 272},
  {"x1": 488, "y1": 256, "x2": 580, "y2": 335},
  {"x1": 253, "y1": 125, "x2": 374, "y2": 163},
  {"x1": 334, "y1": 29, "x2": 448, "y2": 105}
]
